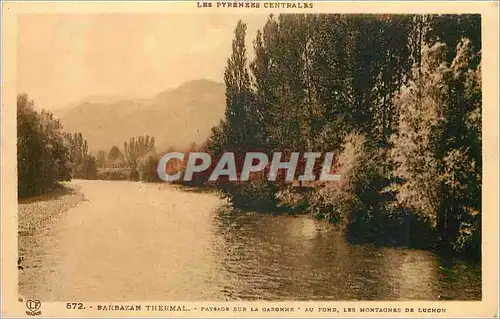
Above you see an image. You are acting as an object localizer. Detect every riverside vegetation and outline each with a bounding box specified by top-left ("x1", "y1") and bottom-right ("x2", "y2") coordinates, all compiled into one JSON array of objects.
[
  {"x1": 17, "y1": 14, "x2": 481, "y2": 261},
  {"x1": 194, "y1": 14, "x2": 482, "y2": 260}
]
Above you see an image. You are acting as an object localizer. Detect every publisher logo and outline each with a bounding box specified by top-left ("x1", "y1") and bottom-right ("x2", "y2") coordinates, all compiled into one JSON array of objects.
[{"x1": 26, "y1": 299, "x2": 42, "y2": 316}]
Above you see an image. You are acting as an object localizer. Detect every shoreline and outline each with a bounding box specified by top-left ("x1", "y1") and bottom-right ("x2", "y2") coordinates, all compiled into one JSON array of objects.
[
  {"x1": 16, "y1": 180, "x2": 480, "y2": 301},
  {"x1": 167, "y1": 181, "x2": 482, "y2": 264},
  {"x1": 18, "y1": 182, "x2": 85, "y2": 296},
  {"x1": 18, "y1": 182, "x2": 85, "y2": 237},
  {"x1": 80, "y1": 178, "x2": 482, "y2": 263}
]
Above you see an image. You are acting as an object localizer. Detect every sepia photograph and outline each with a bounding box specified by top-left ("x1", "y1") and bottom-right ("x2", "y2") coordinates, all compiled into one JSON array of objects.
[{"x1": 1, "y1": 1, "x2": 499, "y2": 318}]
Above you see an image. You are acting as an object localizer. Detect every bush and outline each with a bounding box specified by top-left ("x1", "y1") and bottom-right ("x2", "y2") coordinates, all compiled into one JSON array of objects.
[
  {"x1": 138, "y1": 155, "x2": 161, "y2": 183},
  {"x1": 128, "y1": 161, "x2": 139, "y2": 181},
  {"x1": 275, "y1": 185, "x2": 310, "y2": 213},
  {"x1": 220, "y1": 172, "x2": 279, "y2": 212},
  {"x1": 96, "y1": 168, "x2": 130, "y2": 181},
  {"x1": 307, "y1": 131, "x2": 438, "y2": 248},
  {"x1": 308, "y1": 132, "x2": 381, "y2": 225},
  {"x1": 308, "y1": 183, "x2": 359, "y2": 228},
  {"x1": 72, "y1": 155, "x2": 98, "y2": 179},
  {"x1": 452, "y1": 206, "x2": 481, "y2": 259}
]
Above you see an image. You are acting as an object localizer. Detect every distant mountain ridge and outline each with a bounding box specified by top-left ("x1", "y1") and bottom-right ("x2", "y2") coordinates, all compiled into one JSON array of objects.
[{"x1": 57, "y1": 79, "x2": 226, "y2": 152}]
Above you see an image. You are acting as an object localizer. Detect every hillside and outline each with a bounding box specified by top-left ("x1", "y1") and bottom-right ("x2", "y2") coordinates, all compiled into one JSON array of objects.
[{"x1": 57, "y1": 80, "x2": 226, "y2": 152}]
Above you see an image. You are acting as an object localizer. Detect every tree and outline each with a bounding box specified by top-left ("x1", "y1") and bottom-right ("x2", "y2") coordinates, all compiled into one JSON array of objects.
[
  {"x1": 123, "y1": 135, "x2": 155, "y2": 163},
  {"x1": 64, "y1": 131, "x2": 97, "y2": 179},
  {"x1": 96, "y1": 150, "x2": 107, "y2": 167},
  {"x1": 206, "y1": 15, "x2": 482, "y2": 256},
  {"x1": 390, "y1": 38, "x2": 481, "y2": 255},
  {"x1": 108, "y1": 146, "x2": 124, "y2": 162},
  {"x1": 222, "y1": 20, "x2": 256, "y2": 153},
  {"x1": 389, "y1": 42, "x2": 447, "y2": 223},
  {"x1": 138, "y1": 154, "x2": 161, "y2": 183},
  {"x1": 17, "y1": 94, "x2": 71, "y2": 197},
  {"x1": 426, "y1": 14, "x2": 481, "y2": 64}
]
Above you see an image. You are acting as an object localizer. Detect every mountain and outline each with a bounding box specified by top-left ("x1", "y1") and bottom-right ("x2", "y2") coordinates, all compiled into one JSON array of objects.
[{"x1": 57, "y1": 80, "x2": 226, "y2": 152}]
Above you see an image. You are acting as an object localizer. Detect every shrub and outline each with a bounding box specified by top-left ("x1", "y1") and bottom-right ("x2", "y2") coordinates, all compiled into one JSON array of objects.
[
  {"x1": 275, "y1": 185, "x2": 310, "y2": 213},
  {"x1": 138, "y1": 155, "x2": 161, "y2": 183},
  {"x1": 308, "y1": 131, "x2": 437, "y2": 248},
  {"x1": 96, "y1": 168, "x2": 130, "y2": 181},
  {"x1": 72, "y1": 155, "x2": 98, "y2": 179},
  {"x1": 308, "y1": 132, "x2": 381, "y2": 226},
  {"x1": 220, "y1": 172, "x2": 279, "y2": 212},
  {"x1": 129, "y1": 161, "x2": 139, "y2": 181}
]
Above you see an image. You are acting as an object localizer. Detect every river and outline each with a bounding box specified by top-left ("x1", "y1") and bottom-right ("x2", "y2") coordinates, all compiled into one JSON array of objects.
[{"x1": 19, "y1": 180, "x2": 481, "y2": 301}]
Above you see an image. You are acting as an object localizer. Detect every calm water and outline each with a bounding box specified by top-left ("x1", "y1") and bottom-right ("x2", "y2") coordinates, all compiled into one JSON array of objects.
[
  {"x1": 212, "y1": 209, "x2": 481, "y2": 300},
  {"x1": 19, "y1": 180, "x2": 481, "y2": 301}
]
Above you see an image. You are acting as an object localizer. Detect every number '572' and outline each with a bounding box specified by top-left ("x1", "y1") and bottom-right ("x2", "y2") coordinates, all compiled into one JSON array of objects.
[{"x1": 66, "y1": 302, "x2": 84, "y2": 309}]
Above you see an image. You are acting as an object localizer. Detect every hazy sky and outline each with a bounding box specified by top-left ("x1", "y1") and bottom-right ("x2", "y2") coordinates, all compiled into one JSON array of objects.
[{"x1": 17, "y1": 14, "x2": 269, "y2": 110}]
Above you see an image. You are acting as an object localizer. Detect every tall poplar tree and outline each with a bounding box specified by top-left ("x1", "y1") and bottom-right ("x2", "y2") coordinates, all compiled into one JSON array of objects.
[{"x1": 223, "y1": 20, "x2": 256, "y2": 153}]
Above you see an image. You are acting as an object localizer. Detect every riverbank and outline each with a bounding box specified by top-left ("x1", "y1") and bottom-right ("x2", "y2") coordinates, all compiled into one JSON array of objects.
[
  {"x1": 70, "y1": 175, "x2": 481, "y2": 262},
  {"x1": 172, "y1": 179, "x2": 480, "y2": 262},
  {"x1": 17, "y1": 180, "x2": 481, "y2": 300},
  {"x1": 18, "y1": 182, "x2": 85, "y2": 274}
]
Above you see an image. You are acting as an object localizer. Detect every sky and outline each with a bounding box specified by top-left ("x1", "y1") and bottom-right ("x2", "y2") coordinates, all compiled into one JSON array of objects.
[{"x1": 17, "y1": 13, "x2": 269, "y2": 111}]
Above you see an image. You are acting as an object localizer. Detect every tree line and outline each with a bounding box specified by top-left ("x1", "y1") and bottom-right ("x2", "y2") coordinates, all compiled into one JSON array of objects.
[
  {"x1": 17, "y1": 94, "x2": 98, "y2": 197},
  {"x1": 16, "y1": 14, "x2": 481, "y2": 259},
  {"x1": 201, "y1": 14, "x2": 481, "y2": 259},
  {"x1": 91, "y1": 135, "x2": 159, "y2": 182},
  {"x1": 17, "y1": 93, "x2": 161, "y2": 194}
]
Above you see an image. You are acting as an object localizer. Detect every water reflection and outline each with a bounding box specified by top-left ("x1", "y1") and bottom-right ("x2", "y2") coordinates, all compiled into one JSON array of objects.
[
  {"x1": 20, "y1": 182, "x2": 481, "y2": 301},
  {"x1": 211, "y1": 206, "x2": 481, "y2": 300}
]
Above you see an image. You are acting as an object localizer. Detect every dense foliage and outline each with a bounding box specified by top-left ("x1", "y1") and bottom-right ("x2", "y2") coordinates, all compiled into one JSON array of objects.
[
  {"x1": 207, "y1": 14, "x2": 482, "y2": 258},
  {"x1": 64, "y1": 132, "x2": 98, "y2": 179},
  {"x1": 17, "y1": 94, "x2": 97, "y2": 197},
  {"x1": 124, "y1": 135, "x2": 156, "y2": 181},
  {"x1": 17, "y1": 94, "x2": 71, "y2": 197},
  {"x1": 16, "y1": 14, "x2": 482, "y2": 259}
]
